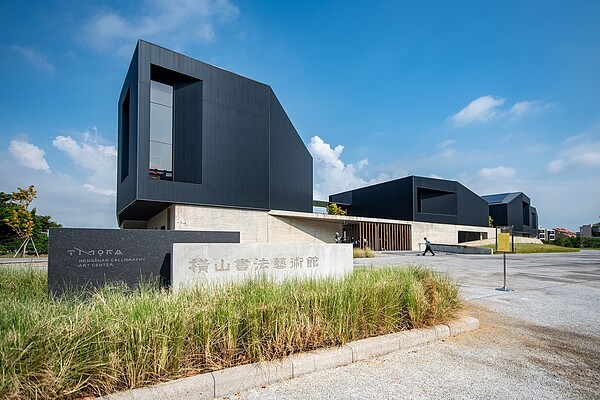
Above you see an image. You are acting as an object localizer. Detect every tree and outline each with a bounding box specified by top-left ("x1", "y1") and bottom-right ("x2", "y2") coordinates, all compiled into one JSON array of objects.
[
  {"x1": 0, "y1": 185, "x2": 62, "y2": 254},
  {"x1": 326, "y1": 203, "x2": 347, "y2": 216},
  {"x1": 488, "y1": 215, "x2": 494, "y2": 228},
  {"x1": 4, "y1": 185, "x2": 38, "y2": 257}
]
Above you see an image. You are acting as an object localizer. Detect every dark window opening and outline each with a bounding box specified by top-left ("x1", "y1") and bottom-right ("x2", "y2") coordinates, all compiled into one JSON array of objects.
[
  {"x1": 149, "y1": 64, "x2": 203, "y2": 184},
  {"x1": 458, "y1": 231, "x2": 486, "y2": 243},
  {"x1": 417, "y1": 188, "x2": 457, "y2": 216},
  {"x1": 120, "y1": 89, "x2": 130, "y2": 182},
  {"x1": 522, "y1": 201, "x2": 530, "y2": 226}
]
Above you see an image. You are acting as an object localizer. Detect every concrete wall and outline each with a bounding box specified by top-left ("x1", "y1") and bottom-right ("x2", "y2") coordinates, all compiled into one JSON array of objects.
[
  {"x1": 173, "y1": 205, "x2": 497, "y2": 251},
  {"x1": 175, "y1": 205, "x2": 268, "y2": 243},
  {"x1": 411, "y1": 222, "x2": 496, "y2": 251},
  {"x1": 147, "y1": 207, "x2": 170, "y2": 230},
  {"x1": 268, "y1": 215, "x2": 341, "y2": 244}
]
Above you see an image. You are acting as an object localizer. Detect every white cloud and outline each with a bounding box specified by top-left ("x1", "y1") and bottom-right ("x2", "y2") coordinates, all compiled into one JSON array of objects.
[
  {"x1": 450, "y1": 95, "x2": 506, "y2": 126},
  {"x1": 308, "y1": 135, "x2": 389, "y2": 200},
  {"x1": 11, "y1": 45, "x2": 55, "y2": 73},
  {"x1": 2, "y1": 128, "x2": 118, "y2": 228},
  {"x1": 80, "y1": 0, "x2": 240, "y2": 56},
  {"x1": 450, "y1": 96, "x2": 551, "y2": 126},
  {"x1": 547, "y1": 159, "x2": 566, "y2": 173},
  {"x1": 478, "y1": 165, "x2": 516, "y2": 181},
  {"x1": 9, "y1": 140, "x2": 51, "y2": 173},
  {"x1": 52, "y1": 129, "x2": 117, "y2": 196},
  {"x1": 547, "y1": 135, "x2": 600, "y2": 173},
  {"x1": 509, "y1": 101, "x2": 534, "y2": 117}
]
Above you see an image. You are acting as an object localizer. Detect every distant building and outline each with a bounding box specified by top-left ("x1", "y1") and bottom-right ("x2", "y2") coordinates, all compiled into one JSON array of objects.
[
  {"x1": 579, "y1": 223, "x2": 600, "y2": 238},
  {"x1": 482, "y1": 192, "x2": 538, "y2": 237},
  {"x1": 329, "y1": 176, "x2": 492, "y2": 246},
  {"x1": 538, "y1": 227, "x2": 555, "y2": 241},
  {"x1": 553, "y1": 227, "x2": 576, "y2": 238}
]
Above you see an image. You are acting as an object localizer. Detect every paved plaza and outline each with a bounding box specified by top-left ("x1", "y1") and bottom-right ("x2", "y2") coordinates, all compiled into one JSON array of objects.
[{"x1": 228, "y1": 250, "x2": 600, "y2": 399}]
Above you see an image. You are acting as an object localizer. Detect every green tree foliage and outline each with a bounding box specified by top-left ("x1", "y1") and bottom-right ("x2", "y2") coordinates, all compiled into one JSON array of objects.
[
  {"x1": 552, "y1": 236, "x2": 600, "y2": 249},
  {"x1": 0, "y1": 186, "x2": 61, "y2": 255},
  {"x1": 326, "y1": 203, "x2": 347, "y2": 216},
  {"x1": 488, "y1": 215, "x2": 494, "y2": 227}
]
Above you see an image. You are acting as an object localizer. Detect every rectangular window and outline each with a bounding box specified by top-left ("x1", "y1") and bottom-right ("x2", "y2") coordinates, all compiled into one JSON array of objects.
[
  {"x1": 120, "y1": 89, "x2": 130, "y2": 182},
  {"x1": 149, "y1": 80, "x2": 173, "y2": 180}
]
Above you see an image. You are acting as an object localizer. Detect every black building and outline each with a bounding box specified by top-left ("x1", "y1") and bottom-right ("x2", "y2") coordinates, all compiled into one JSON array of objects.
[
  {"x1": 329, "y1": 176, "x2": 489, "y2": 227},
  {"x1": 482, "y1": 192, "x2": 538, "y2": 237},
  {"x1": 117, "y1": 40, "x2": 313, "y2": 228}
]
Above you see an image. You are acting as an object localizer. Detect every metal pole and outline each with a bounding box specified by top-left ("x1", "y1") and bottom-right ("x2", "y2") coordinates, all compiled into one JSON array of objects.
[{"x1": 503, "y1": 252, "x2": 507, "y2": 290}]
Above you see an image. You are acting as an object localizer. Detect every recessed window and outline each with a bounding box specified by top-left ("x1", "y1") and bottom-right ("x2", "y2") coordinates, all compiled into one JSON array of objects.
[
  {"x1": 120, "y1": 89, "x2": 130, "y2": 182},
  {"x1": 149, "y1": 80, "x2": 173, "y2": 180}
]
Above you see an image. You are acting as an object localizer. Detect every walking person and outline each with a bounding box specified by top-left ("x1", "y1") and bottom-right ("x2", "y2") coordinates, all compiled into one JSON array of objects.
[{"x1": 422, "y1": 237, "x2": 435, "y2": 256}]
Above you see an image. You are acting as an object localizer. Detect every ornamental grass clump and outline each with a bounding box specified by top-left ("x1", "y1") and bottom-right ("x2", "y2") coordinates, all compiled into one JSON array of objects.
[{"x1": 0, "y1": 265, "x2": 462, "y2": 399}]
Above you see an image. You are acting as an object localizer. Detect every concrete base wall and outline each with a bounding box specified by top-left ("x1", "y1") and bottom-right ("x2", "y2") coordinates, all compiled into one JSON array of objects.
[
  {"x1": 170, "y1": 205, "x2": 497, "y2": 251},
  {"x1": 411, "y1": 222, "x2": 496, "y2": 251},
  {"x1": 175, "y1": 205, "x2": 269, "y2": 243}
]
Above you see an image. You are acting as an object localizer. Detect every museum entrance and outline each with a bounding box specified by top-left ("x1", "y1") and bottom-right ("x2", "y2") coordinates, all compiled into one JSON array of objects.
[{"x1": 342, "y1": 222, "x2": 411, "y2": 251}]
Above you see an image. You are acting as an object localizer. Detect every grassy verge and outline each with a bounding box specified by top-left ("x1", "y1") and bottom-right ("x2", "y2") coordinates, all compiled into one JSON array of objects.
[
  {"x1": 353, "y1": 247, "x2": 375, "y2": 258},
  {"x1": 0, "y1": 266, "x2": 462, "y2": 399},
  {"x1": 481, "y1": 243, "x2": 580, "y2": 253}
]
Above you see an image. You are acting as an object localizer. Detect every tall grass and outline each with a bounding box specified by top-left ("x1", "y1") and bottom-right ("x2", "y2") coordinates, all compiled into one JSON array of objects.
[
  {"x1": 353, "y1": 247, "x2": 375, "y2": 258},
  {"x1": 0, "y1": 265, "x2": 462, "y2": 399}
]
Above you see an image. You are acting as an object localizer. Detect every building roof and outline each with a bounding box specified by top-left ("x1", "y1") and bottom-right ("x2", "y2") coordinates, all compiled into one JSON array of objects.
[{"x1": 481, "y1": 192, "x2": 522, "y2": 205}]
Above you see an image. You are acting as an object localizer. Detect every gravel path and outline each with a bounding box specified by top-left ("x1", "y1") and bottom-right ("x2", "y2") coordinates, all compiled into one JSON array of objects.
[{"x1": 222, "y1": 250, "x2": 600, "y2": 399}]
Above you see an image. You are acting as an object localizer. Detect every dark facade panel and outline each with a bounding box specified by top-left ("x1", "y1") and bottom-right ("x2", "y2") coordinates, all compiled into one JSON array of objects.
[
  {"x1": 484, "y1": 192, "x2": 539, "y2": 236},
  {"x1": 330, "y1": 176, "x2": 489, "y2": 227},
  {"x1": 330, "y1": 177, "x2": 414, "y2": 221},
  {"x1": 269, "y1": 91, "x2": 313, "y2": 212},
  {"x1": 117, "y1": 40, "x2": 313, "y2": 225},
  {"x1": 117, "y1": 46, "x2": 139, "y2": 221}
]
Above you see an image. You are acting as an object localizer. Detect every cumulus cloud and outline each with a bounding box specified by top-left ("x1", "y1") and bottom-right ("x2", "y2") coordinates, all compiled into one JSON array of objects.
[
  {"x1": 11, "y1": 45, "x2": 55, "y2": 73},
  {"x1": 52, "y1": 128, "x2": 117, "y2": 196},
  {"x1": 478, "y1": 165, "x2": 516, "y2": 181},
  {"x1": 308, "y1": 135, "x2": 389, "y2": 200},
  {"x1": 450, "y1": 96, "x2": 506, "y2": 126},
  {"x1": 9, "y1": 140, "x2": 51, "y2": 172},
  {"x1": 80, "y1": 0, "x2": 240, "y2": 56}
]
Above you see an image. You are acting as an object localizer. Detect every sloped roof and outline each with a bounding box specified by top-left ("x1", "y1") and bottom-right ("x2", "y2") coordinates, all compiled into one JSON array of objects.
[{"x1": 481, "y1": 192, "x2": 522, "y2": 205}]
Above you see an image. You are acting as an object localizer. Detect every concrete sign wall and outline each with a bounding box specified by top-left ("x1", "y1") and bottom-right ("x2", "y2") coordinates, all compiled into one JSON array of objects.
[
  {"x1": 172, "y1": 243, "x2": 353, "y2": 292},
  {"x1": 48, "y1": 228, "x2": 239, "y2": 296}
]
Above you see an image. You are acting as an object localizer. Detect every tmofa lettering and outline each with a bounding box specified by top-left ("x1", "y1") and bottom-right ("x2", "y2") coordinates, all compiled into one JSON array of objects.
[{"x1": 67, "y1": 248, "x2": 124, "y2": 256}]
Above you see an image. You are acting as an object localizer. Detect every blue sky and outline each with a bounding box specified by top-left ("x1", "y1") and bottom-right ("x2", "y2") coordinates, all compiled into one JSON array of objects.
[{"x1": 1, "y1": 0, "x2": 599, "y2": 231}]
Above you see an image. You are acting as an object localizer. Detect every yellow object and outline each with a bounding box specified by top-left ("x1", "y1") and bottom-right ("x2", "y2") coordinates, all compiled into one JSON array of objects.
[{"x1": 498, "y1": 232, "x2": 512, "y2": 252}]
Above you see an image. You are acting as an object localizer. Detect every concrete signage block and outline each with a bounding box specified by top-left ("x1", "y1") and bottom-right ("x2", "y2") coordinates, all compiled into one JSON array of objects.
[
  {"x1": 172, "y1": 243, "x2": 353, "y2": 292},
  {"x1": 48, "y1": 228, "x2": 239, "y2": 296}
]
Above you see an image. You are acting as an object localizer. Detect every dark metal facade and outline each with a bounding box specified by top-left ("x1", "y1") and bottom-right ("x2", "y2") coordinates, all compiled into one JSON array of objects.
[
  {"x1": 483, "y1": 192, "x2": 539, "y2": 236},
  {"x1": 329, "y1": 176, "x2": 489, "y2": 227},
  {"x1": 117, "y1": 40, "x2": 313, "y2": 226}
]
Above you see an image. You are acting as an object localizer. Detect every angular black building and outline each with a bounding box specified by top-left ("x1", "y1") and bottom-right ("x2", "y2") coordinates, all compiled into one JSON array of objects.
[
  {"x1": 117, "y1": 40, "x2": 312, "y2": 228},
  {"x1": 482, "y1": 192, "x2": 538, "y2": 237},
  {"x1": 329, "y1": 176, "x2": 489, "y2": 227}
]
